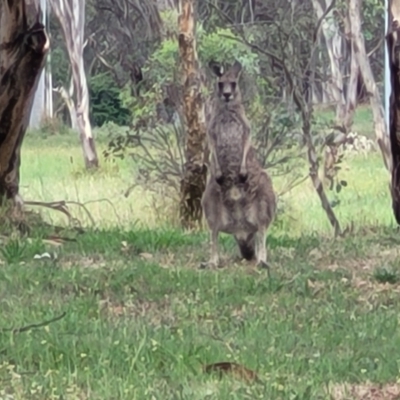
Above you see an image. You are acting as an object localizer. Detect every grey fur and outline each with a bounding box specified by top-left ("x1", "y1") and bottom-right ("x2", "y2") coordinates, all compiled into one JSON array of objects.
[{"x1": 201, "y1": 60, "x2": 277, "y2": 268}]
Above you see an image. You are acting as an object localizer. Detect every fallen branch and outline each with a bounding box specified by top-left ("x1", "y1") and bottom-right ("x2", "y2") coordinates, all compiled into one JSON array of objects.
[
  {"x1": 24, "y1": 200, "x2": 76, "y2": 224},
  {"x1": 24, "y1": 199, "x2": 95, "y2": 227},
  {"x1": 1, "y1": 312, "x2": 66, "y2": 335},
  {"x1": 124, "y1": 183, "x2": 138, "y2": 198},
  {"x1": 78, "y1": 198, "x2": 122, "y2": 226}
]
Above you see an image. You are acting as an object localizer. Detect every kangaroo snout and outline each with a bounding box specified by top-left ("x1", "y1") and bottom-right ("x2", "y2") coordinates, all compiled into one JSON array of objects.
[{"x1": 223, "y1": 92, "x2": 232, "y2": 102}]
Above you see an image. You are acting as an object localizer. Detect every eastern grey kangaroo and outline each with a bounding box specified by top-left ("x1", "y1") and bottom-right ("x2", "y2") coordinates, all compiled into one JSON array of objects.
[{"x1": 201, "y1": 60, "x2": 276, "y2": 269}]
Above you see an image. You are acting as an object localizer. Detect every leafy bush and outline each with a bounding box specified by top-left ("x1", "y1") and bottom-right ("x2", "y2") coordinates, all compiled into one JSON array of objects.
[
  {"x1": 88, "y1": 72, "x2": 131, "y2": 127},
  {"x1": 105, "y1": 106, "x2": 306, "y2": 205},
  {"x1": 253, "y1": 105, "x2": 307, "y2": 176}
]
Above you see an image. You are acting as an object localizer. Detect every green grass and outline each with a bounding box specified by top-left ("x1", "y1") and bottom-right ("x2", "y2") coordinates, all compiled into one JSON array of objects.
[
  {"x1": 2, "y1": 228, "x2": 400, "y2": 398},
  {"x1": 314, "y1": 103, "x2": 375, "y2": 139},
  {"x1": 1, "y1": 106, "x2": 400, "y2": 399}
]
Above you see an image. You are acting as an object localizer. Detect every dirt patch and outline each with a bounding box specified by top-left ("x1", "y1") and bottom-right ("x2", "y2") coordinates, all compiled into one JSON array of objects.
[
  {"x1": 309, "y1": 244, "x2": 400, "y2": 275},
  {"x1": 59, "y1": 254, "x2": 108, "y2": 269},
  {"x1": 99, "y1": 297, "x2": 176, "y2": 326},
  {"x1": 328, "y1": 382, "x2": 400, "y2": 399}
]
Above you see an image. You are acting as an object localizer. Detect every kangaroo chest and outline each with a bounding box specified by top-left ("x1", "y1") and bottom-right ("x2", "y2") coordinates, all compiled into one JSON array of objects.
[{"x1": 215, "y1": 124, "x2": 244, "y2": 169}]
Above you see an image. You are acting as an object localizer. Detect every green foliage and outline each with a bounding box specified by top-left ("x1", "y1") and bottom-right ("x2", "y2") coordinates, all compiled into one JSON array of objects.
[
  {"x1": 120, "y1": 81, "x2": 163, "y2": 129},
  {"x1": 145, "y1": 39, "x2": 178, "y2": 86},
  {"x1": 253, "y1": 105, "x2": 306, "y2": 172},
  {"x1": 88, "y1": 72, "x2": 131, "y2": 127},
  {"x1": 199, "y1": 27, "x2": 259, "y2": 73},
  {"x1": 361, "y1": 0, "x2": 384, "y2": 41},
  {"x1": 144, "y1": 25, "x2": 258, "y2": 86},
  {"x1": 159, "y1": 9, "x2": 180, "y2": 37},
  {"x1": 49, "y1": 45, "x2": 70, "y2": 89}
]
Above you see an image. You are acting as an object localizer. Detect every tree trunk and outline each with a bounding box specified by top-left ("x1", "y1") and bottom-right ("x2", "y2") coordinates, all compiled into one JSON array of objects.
[
  {"x1": 51, "y1": 0, "x2": 99, "y2": 169},
  {"x1": 44, "y1": 3, "x2": 54, "y2": 125},
  {"x1": 178, "y1": 0, "x2": 207, "y2": 229},
  {"x1": 387, "y1": 0, "x2": 400, "y2": 223},
  {"x1": 342, "y1": 9, "x2": 359, "y2": 130},
  {"x1": 30, "y1": 66, "x2": 46, "y2": 129},
  {"x1": 350, "y1": 0, "x2": 392, "y2": 171},
  {"x1": 312, "y1": 0, "x2": 361, "y2": 186},
  {"x1": 311, "y1": 0, "x2": 346, "y2": 121},
  {"x1": 287, "y1": 64, "x2": 342, "y2": 235},
  {"x1": 343, "y1": 44, "x2": 359, "y2": 130},
  {"x1": 29, "y1": 0, "x2": 53, "y2": 129},
  {"x1": 0, "y1": 0, "x2": 49, "y2": 205},
  {"x1": 54, "y1": 79, "x2": 78, "y2": 130},
  {"x1": 300, "y1": 105, "x2": 342, "y2": 237}
]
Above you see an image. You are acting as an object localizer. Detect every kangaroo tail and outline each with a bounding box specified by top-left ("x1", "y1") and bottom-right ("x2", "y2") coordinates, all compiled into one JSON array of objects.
[{"x1": 234, "y1": 234, "x2": 256, "y2": 261}]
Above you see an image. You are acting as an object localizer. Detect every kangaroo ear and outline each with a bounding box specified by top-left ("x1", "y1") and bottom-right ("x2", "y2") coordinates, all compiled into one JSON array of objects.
[
  {"x1": 209, "y1": 60, "x2": 224, "y2": 77},
  {"x1": 231, "y1": 60, "x2": 242, "y2": 77}
]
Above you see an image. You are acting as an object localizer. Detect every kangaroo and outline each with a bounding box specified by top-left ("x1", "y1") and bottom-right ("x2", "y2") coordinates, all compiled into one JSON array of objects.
[{"x1": 201, "y1": 60, "x2": 277, "y2": 269}]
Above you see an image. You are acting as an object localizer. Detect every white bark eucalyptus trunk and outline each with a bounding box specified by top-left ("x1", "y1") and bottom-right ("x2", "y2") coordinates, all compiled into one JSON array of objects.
[
  {"x1": 349, "y1": 0, "x2": 392, "y2": 171},
  {"x1": 29, "y1": 0, "x2": 53, "y2": 128},
  {"x1": 51, "y1": 0, "x2": 99, "y2": 169},
  {"x1": 311, "y1": 0, "x2": 346, "y2": 121},
  {"x1": 312, "y1": 0, "x2": 355, "y2": 187},
  {"x1": 0, "y1": 0, "x2": 49, "y2": 205},
  {"x1": 342, "y1": 9, "x2": 359, "y2": 130},
  {"x1": 54, "y1": 78, "x2": 77, "y2": 130}
]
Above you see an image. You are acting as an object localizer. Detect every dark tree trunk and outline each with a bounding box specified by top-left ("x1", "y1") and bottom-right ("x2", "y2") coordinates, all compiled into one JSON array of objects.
[
  {"x1": 0, "y1": 0, "x2": 49, "y2": 206},
  {"x1": 387, "y1": 0, "x2": 400, "y2": 223}
]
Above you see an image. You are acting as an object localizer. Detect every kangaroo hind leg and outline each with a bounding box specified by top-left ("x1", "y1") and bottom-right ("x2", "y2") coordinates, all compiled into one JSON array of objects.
[
  {"x1": 200, "y1": 227, "x2": 220, "y2": 269},
  {"x1": 255, "y1": 229, "x2": 271, "y2": 273}
]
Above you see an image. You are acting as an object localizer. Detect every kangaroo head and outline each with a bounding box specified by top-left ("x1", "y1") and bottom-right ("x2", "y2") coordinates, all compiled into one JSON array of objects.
[{"x1": 209, "y1": 60, "x2": 243, "y2": 104}]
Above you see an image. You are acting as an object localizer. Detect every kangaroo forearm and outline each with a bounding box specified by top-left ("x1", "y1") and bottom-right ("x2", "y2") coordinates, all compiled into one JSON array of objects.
[{"x1": 240, "y1": 138, "x2": 251, "y2": 173}]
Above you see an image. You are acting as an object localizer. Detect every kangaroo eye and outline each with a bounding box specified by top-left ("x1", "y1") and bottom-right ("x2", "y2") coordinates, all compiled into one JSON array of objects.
[
  {"x1": 231, "y1": 82, "x2": 236, "y2": 91},
  {"x1": 218, "y1": 82, "x2": 224, "y2": 91}
]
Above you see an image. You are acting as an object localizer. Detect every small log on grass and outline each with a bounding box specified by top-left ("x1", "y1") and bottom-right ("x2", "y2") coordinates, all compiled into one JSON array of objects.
[{"x1": 0, "y1": 0, "x2": 49, "y2": 206}]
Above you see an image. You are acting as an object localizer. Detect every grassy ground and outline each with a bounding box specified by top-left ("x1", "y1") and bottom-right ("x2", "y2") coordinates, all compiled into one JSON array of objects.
[
  {"x1": 315, "y1": 104, "x2": 375, "y2": 140},
  {"x1": 2, "y1": 226, "x2": 400, "y2": 399},
  {"x1": 1, "y1": 106, "x2": 400, "y2": 399}
]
